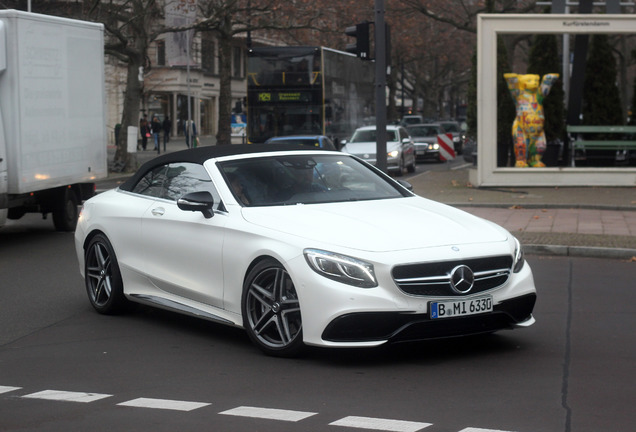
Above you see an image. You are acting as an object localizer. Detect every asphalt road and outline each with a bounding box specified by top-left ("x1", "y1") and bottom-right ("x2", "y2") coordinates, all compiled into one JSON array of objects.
[{"x1": 1, "y1": 214, "x2": 635, "y2": 432}]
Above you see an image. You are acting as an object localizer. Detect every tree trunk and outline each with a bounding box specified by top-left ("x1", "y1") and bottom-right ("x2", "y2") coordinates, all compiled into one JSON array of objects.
[
  {"x1": 216, "y1": 32, "x2": 233, "y2": 145},
  {"x1": 114, "y1": 58, "x2": 144, "y2": 171}
]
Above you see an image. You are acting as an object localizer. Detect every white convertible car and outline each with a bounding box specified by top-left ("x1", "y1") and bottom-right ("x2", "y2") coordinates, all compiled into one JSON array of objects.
[{"x1": 75, "y1": 144, "x2": 536, "y2": 357}]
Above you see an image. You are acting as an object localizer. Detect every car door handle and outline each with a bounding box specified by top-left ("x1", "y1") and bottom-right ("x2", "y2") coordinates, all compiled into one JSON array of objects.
[{"x1": 151, "y1": 207, "x2": 165, "y2": 216}]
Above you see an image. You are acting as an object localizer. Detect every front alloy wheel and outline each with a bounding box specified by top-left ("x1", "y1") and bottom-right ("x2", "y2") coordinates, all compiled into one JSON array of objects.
[
  {"x1": 85, "y1": 234, "x2": 128, "y2": 314},
  {"x1": 242, "y1": 259, "x2": 303, "y2": 357}
]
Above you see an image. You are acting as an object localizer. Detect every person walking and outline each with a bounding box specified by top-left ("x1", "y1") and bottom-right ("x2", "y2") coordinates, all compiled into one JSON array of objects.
[
  {"x1": 184, "y1": 119, "x2": 197, "y2": 148},
  {"x1": 162, "y1": 115, "x2": 171, "y2": 152},
  {"x1": 151, "y1": 115, "x2": 162, "y2": 154},
  {"x1": 139, "y1": 115, "x2": 150, "y2": 151}
]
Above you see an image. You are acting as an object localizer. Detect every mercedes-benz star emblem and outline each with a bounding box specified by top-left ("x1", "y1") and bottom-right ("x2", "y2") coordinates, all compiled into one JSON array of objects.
[{"x1": 450, "y1": 265, "x2": 475, "y2": 294}]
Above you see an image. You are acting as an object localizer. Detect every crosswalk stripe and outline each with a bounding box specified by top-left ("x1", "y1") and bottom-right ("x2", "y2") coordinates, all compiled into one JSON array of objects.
[
  {"x1": 220, "y1": 406, "x2": 317, "y2": 422},
  {"x1": 22, "y1": 390, "x2": 112, "y2": 403},
  {"x1": 0, "y1": 386, "x2": 22, "y2": 394},
  {"x1": 459, "y1": 428, "x2": 516, "y2": 432},
  {"x1": 117, "y1": 397, "x2": 210, "y2": 411},
  {"x1": 329, "y1": 416, "x2": 432, "y2": 432}
]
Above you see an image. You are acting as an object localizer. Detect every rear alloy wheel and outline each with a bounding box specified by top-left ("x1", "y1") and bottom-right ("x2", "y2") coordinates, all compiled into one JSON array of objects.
[
  {"x1": 242, "y1": 259, "x2": 303, "y2": 357},
  {"x1": 84, "y1": 234, "x2": 129, "y2": 314}
]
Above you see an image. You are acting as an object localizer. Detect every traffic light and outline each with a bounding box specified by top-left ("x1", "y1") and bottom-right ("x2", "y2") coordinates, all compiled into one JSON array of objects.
[{"x1": 345, "y1": 22, "x2": 370, "y2": 60}]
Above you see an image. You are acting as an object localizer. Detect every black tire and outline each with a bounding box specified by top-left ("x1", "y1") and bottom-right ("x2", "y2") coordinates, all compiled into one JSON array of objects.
[
  {"x1": 84, "y1": 234, "x2": 129, "y2": 314},
  {"x1": 395, "y1": 157, "x2": 405, "y2": 177},
  {"x1": 407, "y1": 157, "x2": 416, "y2": 173},
  {"x1": 241, "y1": 259, "x2": 304, "y2": 357},
  {"x1": 53, "y1": 188, "x2": 79, "y2": 232}
]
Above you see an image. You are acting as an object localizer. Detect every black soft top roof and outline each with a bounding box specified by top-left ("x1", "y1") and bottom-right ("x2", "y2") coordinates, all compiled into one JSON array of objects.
[{"x1": 119, "y1": 144, "x2": 327, "y2": 192}]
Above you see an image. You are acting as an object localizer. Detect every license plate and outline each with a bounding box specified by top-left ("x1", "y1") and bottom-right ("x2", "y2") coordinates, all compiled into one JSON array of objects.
[{"x1": 430, "y1": 296, "x2": 493, "y2": 319}]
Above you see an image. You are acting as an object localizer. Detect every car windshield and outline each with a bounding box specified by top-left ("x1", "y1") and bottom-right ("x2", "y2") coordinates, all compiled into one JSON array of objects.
[
  {"x1": 441, "y1": 123, "x2": 460, "y2": 132},
  {"x1": 350, "y1": 129, "x2": 397, "y2": 143},
  {"x1": 408, "y1": 126, "x2": 439, "y2": 137},
  {"x1": 218, "y1": 153, "x2": 409, "y2": 206}
]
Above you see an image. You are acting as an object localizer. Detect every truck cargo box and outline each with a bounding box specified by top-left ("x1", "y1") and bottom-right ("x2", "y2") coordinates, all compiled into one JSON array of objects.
[{"x1": 0, "y1": 10, "x2": 107, "y2": 195}]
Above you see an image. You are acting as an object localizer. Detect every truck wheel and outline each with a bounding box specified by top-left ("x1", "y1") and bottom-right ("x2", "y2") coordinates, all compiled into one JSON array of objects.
[{"x1": 53, "y1": 188, "x2": 79, "y2": 232}]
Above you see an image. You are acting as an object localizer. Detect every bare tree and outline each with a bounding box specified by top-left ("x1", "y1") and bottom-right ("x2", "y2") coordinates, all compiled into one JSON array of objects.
[{"x1": 80, "y1": 0, "x2": 164, "y2": 171}]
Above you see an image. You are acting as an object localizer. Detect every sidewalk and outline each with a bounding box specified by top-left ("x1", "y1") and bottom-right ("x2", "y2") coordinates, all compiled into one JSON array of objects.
[{"x1": 106, "y1": 138, "x2": 636, "y2": 260}]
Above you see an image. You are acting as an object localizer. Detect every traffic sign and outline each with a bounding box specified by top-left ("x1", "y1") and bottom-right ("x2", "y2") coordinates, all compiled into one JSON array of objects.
[{"x1": 437, "y1": 133, "x2": 456, "y2": 161}]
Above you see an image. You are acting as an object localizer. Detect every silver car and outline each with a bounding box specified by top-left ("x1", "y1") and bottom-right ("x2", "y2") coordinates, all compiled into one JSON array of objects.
[
  {"x1": 341, "y1": 125, "x2": 416, "y2": 175},
  {"x1": 407, "y1": 123, "x2": 445, "y2": 162}
]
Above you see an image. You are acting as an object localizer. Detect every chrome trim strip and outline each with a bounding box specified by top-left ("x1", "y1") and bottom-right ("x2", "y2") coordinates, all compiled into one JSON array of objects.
[{"x1": 129, "y1": 294, "x2": 235, "y2": 325}]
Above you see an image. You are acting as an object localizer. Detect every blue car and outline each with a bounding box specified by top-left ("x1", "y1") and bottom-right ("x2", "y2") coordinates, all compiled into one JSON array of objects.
[{"x1": 264, "y1": 135, "x2": 337, "y2": 150}]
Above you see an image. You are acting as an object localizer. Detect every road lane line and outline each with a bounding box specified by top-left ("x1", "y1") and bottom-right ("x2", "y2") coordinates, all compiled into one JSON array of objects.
[
  {"x1": 329, "y1": 416, "x2": 432, "y2": 431},
  {"x1": 118, "y1": 397, "x2": 210, "y2": 411},
  {"x1": 0, "y1": 386, "x2": 22, "y2": 394},
  {"x1": 220, "y1": 406, "x2": 317, "y2": 422},
  {"x1": 459, "y1": 428, "x2": 516, "y2": 432},
  {"x1": 22, "y1": 390, "x2": 112, "y2": 403}
]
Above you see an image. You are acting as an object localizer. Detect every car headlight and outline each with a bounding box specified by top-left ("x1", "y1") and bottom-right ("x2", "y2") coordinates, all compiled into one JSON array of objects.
[
  {"x1": 304, "y1": 249, "x2": 377, "y2": 288},
  {"x1": 453, "y1": 137, "x2": 460, "y2": 142},
  {"x1": 431, "y1": 143, "x2": 439, "y2": 150},
  {"x1": 513, "y1": 237, "x2": 525, "y2": 273},
  {"x1": 388, "y1": 150, "x2": 399, "y2": 158}
]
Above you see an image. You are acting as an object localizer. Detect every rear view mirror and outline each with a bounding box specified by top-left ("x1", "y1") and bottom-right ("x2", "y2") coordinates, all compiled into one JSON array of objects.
[{"x1": 177, "y1": 191, "x2": 214, "y2": 218}]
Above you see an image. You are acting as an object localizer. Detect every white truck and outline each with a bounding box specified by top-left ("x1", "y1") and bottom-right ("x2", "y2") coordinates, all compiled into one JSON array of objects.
[{"x1": 0, "y1": 10, "x2": 107, "y2": 231}]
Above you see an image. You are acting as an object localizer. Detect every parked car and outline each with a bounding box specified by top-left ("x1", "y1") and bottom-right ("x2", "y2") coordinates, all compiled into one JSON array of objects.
[
  {"x1": 406, "y1": 123, "x2": 446, "y2": 162},
  {"x1": 264, "y1": 135, "x2": 337, "y2": 150},
  {"x1": 75, "y1": 144, "x2": 536, "y2": 357},
  {"x1": 438, "y1": 120, "x2": 465, "y2": 154},
  {"x1": 340, "y1": 125, "x2": 416, "y2": 175}
]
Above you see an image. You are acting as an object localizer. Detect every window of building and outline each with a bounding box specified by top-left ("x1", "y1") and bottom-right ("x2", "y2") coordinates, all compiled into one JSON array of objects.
[
  {"x1": 156, "y1": 40, "x2": 165, "y2": 66},
  {"x1": 233, "y1": 46, "x2": 242, "y2": 78},
  {"x1": 202, "y1": 39, "x2": 216, "y2": 74}
]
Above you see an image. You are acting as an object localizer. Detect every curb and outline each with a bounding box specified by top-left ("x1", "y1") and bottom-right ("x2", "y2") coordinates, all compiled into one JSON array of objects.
[{"x1": 524, "y1": 244, "x2": 636, "y2": 260}]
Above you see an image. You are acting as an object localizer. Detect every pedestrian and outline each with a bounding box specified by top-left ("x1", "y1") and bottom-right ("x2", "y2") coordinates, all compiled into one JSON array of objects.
[
  {"x1": 184, "y1": 119, "x2": 197, "y2": 148},
  {"x1": 151, "y1": 115, "x2": 161, "y2": 154},
  {"x1": 139, "y1": 115, "x2": 150, "y2": 150},
  {"x1": 162, "y1": 115, "x2": 171, "y2": 152}
]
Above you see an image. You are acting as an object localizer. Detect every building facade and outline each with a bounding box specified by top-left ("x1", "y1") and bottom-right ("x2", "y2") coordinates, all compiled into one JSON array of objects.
[{"x1": 105, "y1": 31, "x2": 248, "y2": 146}]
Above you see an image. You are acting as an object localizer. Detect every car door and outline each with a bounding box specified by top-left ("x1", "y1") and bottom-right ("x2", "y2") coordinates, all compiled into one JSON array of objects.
[{"x1": 140, "y1": 162, "x2": 228, "y2": 309}]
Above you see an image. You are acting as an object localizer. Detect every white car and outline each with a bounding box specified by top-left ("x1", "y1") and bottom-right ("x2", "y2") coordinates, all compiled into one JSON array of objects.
[
  {"x1": 341, "y1": 125, "x2": 416, "y2": 175},
  {"x1": 75, "y1": 144, "x2": 536, "y2": 357}
]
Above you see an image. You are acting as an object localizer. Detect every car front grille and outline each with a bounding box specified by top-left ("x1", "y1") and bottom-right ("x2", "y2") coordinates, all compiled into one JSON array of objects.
[{"x1": 392, "y1": 255, "x2": 513, "y2": 297}]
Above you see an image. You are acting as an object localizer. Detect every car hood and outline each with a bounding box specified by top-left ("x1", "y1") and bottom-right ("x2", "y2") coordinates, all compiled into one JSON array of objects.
[
  {"x1": 343, "y1": 141, "x2": 399, "y2": 154},
  {"x1": 240, "y1": 197, "x2": 508, "y2": 252}
]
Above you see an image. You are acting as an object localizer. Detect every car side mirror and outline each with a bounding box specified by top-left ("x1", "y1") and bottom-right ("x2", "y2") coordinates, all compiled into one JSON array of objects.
[
  {"x1": 402, "y1": 138, "x2": 411, "y2": 144},
  {"x1": 397, "y1": 179, "x2": 413, "y2": 191},
  {"x1": 177, "y1": 191, "x2": 214, "y2": 219}
]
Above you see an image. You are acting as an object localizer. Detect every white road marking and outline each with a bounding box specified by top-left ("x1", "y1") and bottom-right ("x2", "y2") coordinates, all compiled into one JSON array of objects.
[
  {"x1": 0, "y1": 386, "x2": 21, "y2": 394},
  {"x1": 7, "y1": 384, "x2": 519, "y2": 431},
  {"x1": 117, "y1": 397, "x2": 210, "y2": 411},
  {"x1": 452, "y1": 162, "x2": 472, "y2": 170},
  {"x1": 220, "y1": 406, "x2": 317, "y2": 422},
  {"x1": 22, "y1": 390, "x2": 112, "y2": 403},
  {"x1": 330, "y1": 416, "x2": 432, "y2": 432},
  {"x1": 459, "y1": 428, "x2": 517, "y2": 432}
]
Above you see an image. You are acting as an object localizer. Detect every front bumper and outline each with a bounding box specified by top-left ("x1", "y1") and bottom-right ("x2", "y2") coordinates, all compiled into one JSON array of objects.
[
  {"x1": 289, "y1": 245, "x2": 537, "y2": 348},
  {"x1": 321, "y1": 293, "x2": 536, "y2": 343},
  {"x1": 415, "y1": 144, "x2": 439, "y2": 160}
]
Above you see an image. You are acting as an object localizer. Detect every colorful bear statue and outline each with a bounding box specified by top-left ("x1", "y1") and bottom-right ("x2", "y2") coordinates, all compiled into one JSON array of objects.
[{"x1": 504, "y1": 73, "x2": 560, "y2": 167}]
